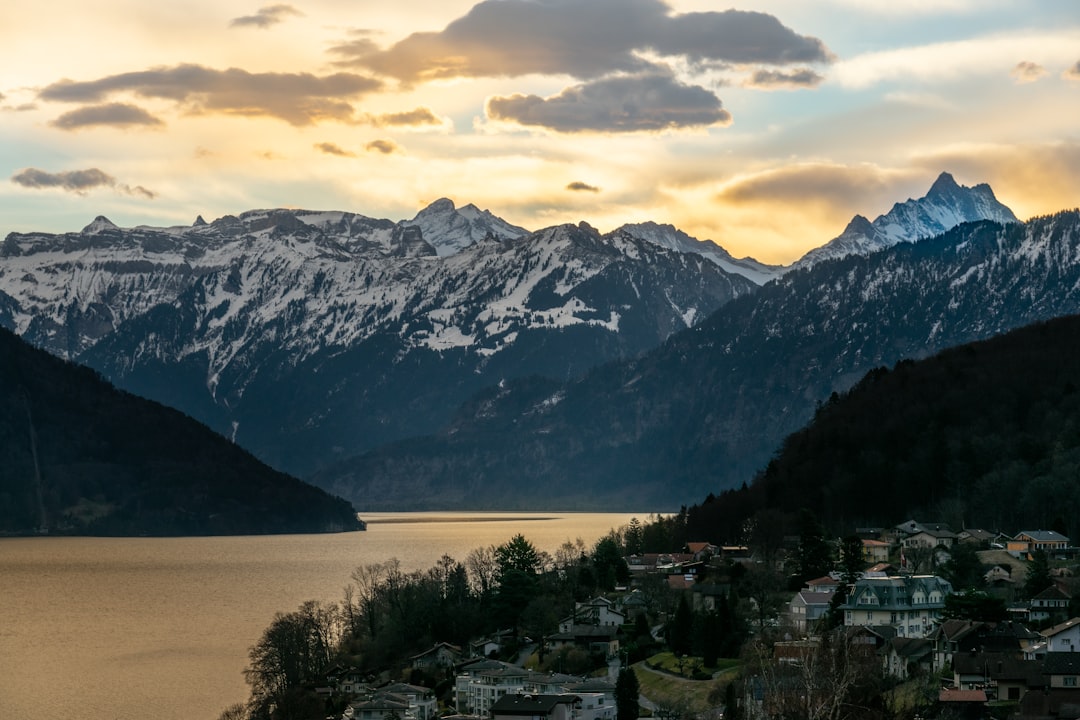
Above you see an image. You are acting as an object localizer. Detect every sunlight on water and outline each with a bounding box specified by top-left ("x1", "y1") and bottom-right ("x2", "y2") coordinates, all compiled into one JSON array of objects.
[{"x1": 0, "y1": 512, "x2": 644, "y2": 720}]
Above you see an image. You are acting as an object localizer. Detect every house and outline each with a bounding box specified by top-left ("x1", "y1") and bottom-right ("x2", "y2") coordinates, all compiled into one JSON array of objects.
[
  {"x1": 1030, "y1": 585, "x2": 1072, "y2": 624},
  {"x1": 411, "y1": 641, "x2": 462, "y2": 670},
  {"x1": 545, "y1": 625, "x2": 619, "y2": 659},
  {"x1": 1011, "y1": 530, "x2": 1070, "y2": 556},
  {"x1": 957, "y1": 528, "x2": 996, "y2": 546},
  {"x1": 563, "y1": 597, "x2": 625, "y2": 629},
  {"x1": 454, "y1": 660, "x2": 529, "y2": 715},
  {"x1": 1043, "y1": 652, "x2": 1080, "y2": 689},
  {"x1": 882, "y1": 637, "x2": 933, "y2": 680},
  {"x1": 490, "y1": 694, "x2": 580, "y2": 720},
  {"x1": 862, "y1": 539, "x2": 891, "y2": 564},
  {"x1": 618, "y1": 589, "x2": 648, "y2": 618},
  {"x1": 805, "y1": 575, "x2": 842, "y2": 594},
  {"x1": 840, "y1": 575, "x2": 953, "y2": 638},
  {"x1": 561, "y1": 680, "x2": 616, "y2": 720},
  {"x1": 691, "y1": 582, "x2": 731, "y2": 613},
  {"x1": 380, "y1": 684, "x2": 437, "y2": 720},
  {"x1": 902, "y1": 527, "x2": 957, "y2": 549},
  {"x1": 1041, "y1": 618, "x2": 1080, "y2": 653},
  {"x1": 685, "y1": 542, "x2": 718, "y2": 561},
  {"x1": 343, "y1": 695, "x2": 411, "y2": 720},
  {"x1": 788, "y1": 591, "x2": 833, "y2": 635}
]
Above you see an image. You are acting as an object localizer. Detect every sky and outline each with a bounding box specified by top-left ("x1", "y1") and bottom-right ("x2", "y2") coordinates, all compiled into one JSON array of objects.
[{"x1": 1, "y1": 0, "x2": 1078, "y2": 265}]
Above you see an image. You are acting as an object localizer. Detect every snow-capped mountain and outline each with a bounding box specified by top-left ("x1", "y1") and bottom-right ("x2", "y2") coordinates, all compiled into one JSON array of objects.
[
  {"x1": 793, "y1": 172, "x2": 1018, "y2": 269},
  {"x1": 616, "y1": 221, "x2": 783, "y2": 285},
  {"x1": 312, "y1": 210, "x2": 1080, "y2": 510},
  {"x1": 0, "y1": 202, "x2": 754, "y2": 476},
  {"x1": 402, "y1": 198, "x2": 529, "y2": 256}
]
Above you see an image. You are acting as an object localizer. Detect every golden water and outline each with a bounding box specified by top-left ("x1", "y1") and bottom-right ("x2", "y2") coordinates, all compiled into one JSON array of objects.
[{"x1": 0, "y1": 512, "x2": 640, "y2": 720}]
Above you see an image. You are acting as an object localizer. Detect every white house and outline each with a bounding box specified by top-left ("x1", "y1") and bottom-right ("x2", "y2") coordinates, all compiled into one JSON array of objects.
[
  {"x1": 788, "y1": 591, "x2": 833, "y2": 635},
  {"x1": 841, "y1": 575, "x2": 953, "y2": 638},
  {"x1": 1041, "y1": 618, "x2": 1080, "y2": 653}
]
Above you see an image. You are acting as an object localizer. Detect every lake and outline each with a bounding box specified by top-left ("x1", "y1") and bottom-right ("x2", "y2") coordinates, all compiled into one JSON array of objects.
[{"x1": 0, "y1": 512, "x2": 643, "y2": 720}]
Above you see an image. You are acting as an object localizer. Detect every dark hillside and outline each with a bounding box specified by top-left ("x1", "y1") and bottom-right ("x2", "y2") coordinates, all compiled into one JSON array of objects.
[
  {"x1": 0, "y1": 327, "x2": 362, "y2": 536},
  {"x1": 684, "y1": 313, "x2": 1080, "y2": 543}
]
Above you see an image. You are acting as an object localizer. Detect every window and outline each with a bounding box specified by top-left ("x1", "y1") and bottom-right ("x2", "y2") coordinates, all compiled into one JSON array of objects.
[{"x1": 1064, "y1": 676, "x2": 1077, "y2": 687}]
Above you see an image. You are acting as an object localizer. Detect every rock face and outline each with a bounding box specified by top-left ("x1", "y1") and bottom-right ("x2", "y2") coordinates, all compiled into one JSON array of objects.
[{"x1": 0, "y1": 204, "x2": 755, "y2": 478}]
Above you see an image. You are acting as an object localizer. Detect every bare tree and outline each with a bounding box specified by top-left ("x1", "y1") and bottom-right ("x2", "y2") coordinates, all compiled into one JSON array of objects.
[{"x1": 466, "y1": 544, "x2": 498, "y2": 600}]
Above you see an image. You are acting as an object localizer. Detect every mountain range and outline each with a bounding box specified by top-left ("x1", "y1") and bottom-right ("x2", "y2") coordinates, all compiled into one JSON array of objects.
[{"x1": 0, "y1": 171, "x2": 1055, "y2": 512}]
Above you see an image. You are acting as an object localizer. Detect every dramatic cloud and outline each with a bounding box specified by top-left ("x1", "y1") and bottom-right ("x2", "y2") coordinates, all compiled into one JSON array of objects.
[
  {"x1": 1010, "y1": 61, "x2": 1047, "y2": 84},
  {"x1": 11, "y1": 167, "x2": 156, "y2": 198},
  {"x1": 1065, "y1": 61, "x2": 1080, "y2": 81},
  {"x1": 230, "y1": 4, "x2": 303, "y2": 29},
  {"x1": 743, "y1": 68, "x2": 825, "y2": 90},
  {"x1": 50, "y1": 102, "x2": 165, "y2": 130},
  {"x1": 567, "y1": 181, "x2": 600, "y2": 193},
  {"x1": 315, "y1": 142, "x2": 355, "y2": 157},
  {"x1": 337, "y1": 0, "x2": 830, "y2": 82},
  {"x1": 39, "y1": 64, "x2": 382, "y2": 126},
  {"x1": 486, "y1": 72, "x2": 732, "y2": 133},
  {"x1": 365, "y1": 139, "x2": 400, "y2": 154}
]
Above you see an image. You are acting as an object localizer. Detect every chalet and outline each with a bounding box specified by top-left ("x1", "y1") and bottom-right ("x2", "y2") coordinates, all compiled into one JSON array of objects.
[
  {"x1": 953, "y1": 652, "x2": 1044, "y2": 701},
  {"x1": 1009, "y1": 530, "x2": 1070, "y2": 557},
  {"x1": 957, "y1": 528, "x2": 996, "y2": 546},
  {"x1": 490, "y1": 694, "x2": 580, "y2": 720},
  {"x1": 685, "y1": 542, "x2": 718, "y2": 561},
  {"x1": 840, "y1": 575, "x2": 953, "y2": 638},
  {"x1": 805, "y1": 575, "x2": 842, "y2": 594}
]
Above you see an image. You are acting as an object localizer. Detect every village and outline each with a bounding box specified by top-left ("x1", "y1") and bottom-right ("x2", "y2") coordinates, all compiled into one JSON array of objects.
[{"x1": 256, "y1": 520, "x2": 1080, "y2": 720}]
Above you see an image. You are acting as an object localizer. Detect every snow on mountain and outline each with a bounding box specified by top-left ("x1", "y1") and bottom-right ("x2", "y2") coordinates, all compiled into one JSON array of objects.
[
  {"x1": 402, "y1": 198, "x2": 529, "y2": 256},
  {"x1": 0, "y1": 205, "x2": 753, "y2": 476},
  {"x1": 616, "y1": 221, "x2": 783, "y2": 285},
  {"x1": 793, "y1": 172, "x2": 1018, "y2": 269}
]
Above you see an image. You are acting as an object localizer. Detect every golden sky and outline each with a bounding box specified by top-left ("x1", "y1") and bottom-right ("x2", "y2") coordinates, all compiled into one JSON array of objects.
[{"x1": 2, "y1": 0, "x2": 1078, "y2": 264}]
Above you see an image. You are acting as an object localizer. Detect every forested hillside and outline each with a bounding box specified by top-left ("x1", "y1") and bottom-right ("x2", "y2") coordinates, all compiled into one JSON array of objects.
[
  {"x1": 682, "y1": 313, "x2": 1080, "y2": 544},
  {"x1": 0, "y1": 327, "x2": 363, "y2": 536}
]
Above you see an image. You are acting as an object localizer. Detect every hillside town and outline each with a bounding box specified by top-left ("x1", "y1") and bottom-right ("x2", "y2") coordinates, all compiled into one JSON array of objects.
[{"x1": 241, "y1": 520, "x2": 1080, "y2": 720}]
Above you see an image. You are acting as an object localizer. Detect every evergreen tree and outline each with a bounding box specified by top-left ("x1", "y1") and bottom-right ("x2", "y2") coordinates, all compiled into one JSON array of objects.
[
  {"x1": 668, "y1": 594, "x2": 693, "y2": 656},
  {"x1": 1023, "y1": 549, "x2": 1053, "y2": 599},
  {"x1": 626, "y1": 517, "x2": 644, "y2": 556},
  {"x1": 794, "y1": 509, "x2": 833, "y2": 584},
  {"x1": 615, "y1": 667, "x2": 640, "y2": 720}
]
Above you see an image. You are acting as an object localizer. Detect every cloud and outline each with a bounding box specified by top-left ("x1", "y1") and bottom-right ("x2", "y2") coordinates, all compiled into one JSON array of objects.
[
  {"x1": 39, "y1": 64, "x2": 382, "y2": 126},
  {"x1": 1010, "y1": 61, "x2": 1047, "y2": 84},
  {"x1": 743, "y1": 68, "x2": 824, "y2": 90},
  {"x1": 365, "y1": 139, "x2": 400, "y2": 154},
  {"x1": 11, "y1": 167, "x2": 156, "y2": 198},
  {"x1": 363, "y1": 107, "x2": 444, "y2": 127},
  {"x1": 315, "y1": 142, "x2": 356, "y2": 157},
  {"x1": 716, "y1": 163, "x2": 912, "y2": 214},
  {"x1": 567, "y1": 181, "x2": 600, "y2": 193},
  {"x1": 50, "y1": 102, "x2": 165, "y2": 130},
  {"x1": 1065, "y1": 61, "x2": 1080, "y2": 82},
  {"x1": 486, "y1": 71, "x2": 732, "y2": 133},
  {"x1": 230, "y1": 4, "x2": 303, "y2": 29},
  {"x1": 337, "y1": 0, "x2": 830, "y2": 82}
]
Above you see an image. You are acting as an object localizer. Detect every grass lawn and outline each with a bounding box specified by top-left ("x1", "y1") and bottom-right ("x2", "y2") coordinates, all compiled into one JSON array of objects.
[{"x1": 632, "y1": 654, "x2": 741, "y2": 715}]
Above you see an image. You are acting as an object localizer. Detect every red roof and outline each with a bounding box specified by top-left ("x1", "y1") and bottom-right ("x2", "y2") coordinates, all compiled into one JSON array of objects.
[{"x1": 939, "y1": 689, "x2": 987, "y2": 703}]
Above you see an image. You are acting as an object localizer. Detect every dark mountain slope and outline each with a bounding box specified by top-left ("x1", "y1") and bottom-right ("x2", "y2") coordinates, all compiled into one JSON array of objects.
[
  {"x1": 683, "y1": 312, "x2": 1080, "y2": 544},
  {"x1": 314, "y1": 211, "x2": 1080, "y2": 510},
  {"x1": 0, "y1": 327, "x2": 362, "y2": 536}
]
